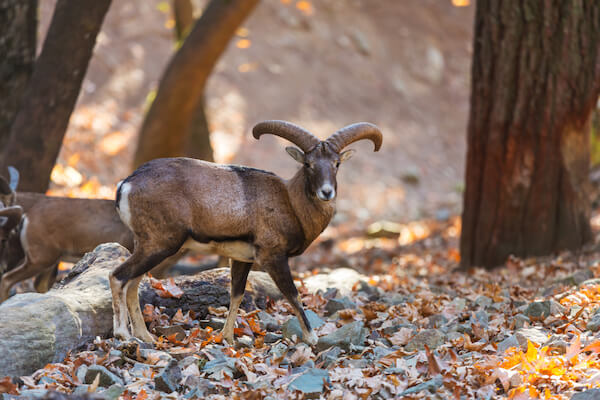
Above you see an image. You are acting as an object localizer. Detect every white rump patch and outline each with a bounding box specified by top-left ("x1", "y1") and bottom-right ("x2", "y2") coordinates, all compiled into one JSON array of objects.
[{"x1": 118, "y1": 182, "x2": 133, "y2": 229}]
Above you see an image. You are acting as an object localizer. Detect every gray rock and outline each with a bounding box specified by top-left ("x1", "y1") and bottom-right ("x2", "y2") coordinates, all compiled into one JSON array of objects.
[
  {"x1": 183, "y1": 376, "x2": 216, "y2": 395},
  {"x1": 258, "y1": 311, "x2": 280, "y2": 331},
  {"x1": 154, "y1": 359, "x2": 182, "y2": 393},
  {"x1": 288, "y1": 368, "x2": 330, "y2": 394},
  {"x1": 475, "y1": 296, "x2": 493, "y2": 309},
  {"x1": 588, "y1": 314, "x2": 600, "y2": 332},
  {"x1": 84, "y1": 365, "x2": 124, "y2": 387},
  {"x1": 316, "y1": 346, "x2": 343, "y2": 369},
  {"x1": 399, "y1": 375, "x2": 443, "y2": 396},
  {"x1": 581, "y1": 278, "x2": 600, "y2": 287},
  {"x1": 571, "y1": 389, "x2": 600, "y2": 399},
  {"x1": 303, "y1": 268, "x2": 367, "y2": 296},
  {"x1": 383, "y1": 323, "x2": 416, "y2": 335},
  {"x1": 515, "y1": 328, "x2": 549, "y2": 349},
  {"x1": 15, "y1": 389, "x2": 50, "y2": 398},
  {"x1": 316, "y1": 321, "x2": 367, "y2": 352},
  {"x1": 202, "y1": 357, "x2": 238, "y2": 380},
  {"x1": 76, "y1": 365, "x2": 88, "y2": 383},
  {"x1": 282, "y1": 310, "x2": 324, "y2": 341},
  {"x1": 514, "y1": 314, "x2": 530, "y2": 329},
  {"x1": 269, "y1": 343, "x2": 288, "y2": 361},
  {"x1": 525, "y1": 300, "x2": 566, "y2": 319},
  {"x1": 544, "y1": 335, "x2": 569, "y2": 354},
  {"x1": 427, "y1": 314, "x2": 448, "y2": 329},
  {"x1": 264, "y1": 332, "x2": 283, "y2": 344},
  {"x1": 558, "y1": 269, "x2": 594, "y2": 287},
  {"x1": 325, "y1": 297, "x2": 357, "y2": 316},
  {"x1": 497, "y1": 335, "x2": 520, "y2": 354},
  {"x1": 154, "y1": 325, "x2": 186, "y2": 341},
  {"x1": 405, "y1": 329, "x2": 446, "y2": 352},
  {"x1": 236, "y1": 336, "x2": 253, "y2": 348},
  {"x1": 129, "y1": 362, "x2": 152, "y2": 378},
  {"x1": 0, "y1": 243, "x2": 129, "y2": 377},
  {"x1": 98, "y1": 384, "x2": 125, "y2": 400},
  {"x1": 207, "y1": 318, "x2": 225, "y2": 330}
]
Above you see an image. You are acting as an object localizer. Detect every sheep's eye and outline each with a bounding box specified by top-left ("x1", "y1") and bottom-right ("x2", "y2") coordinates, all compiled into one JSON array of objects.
[{"x1": 335, "y1": 161, "x2": 340, "y2": 168}]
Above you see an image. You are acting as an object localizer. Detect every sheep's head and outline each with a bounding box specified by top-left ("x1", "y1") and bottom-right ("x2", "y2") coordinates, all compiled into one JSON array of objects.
[
  {"x1": 0, "y1": 205, "x2": 23, "y2": 274},
  {"x1": 0, "y1": 167, "x2": 19, "y2": 208},
  {"x1": 253, "y1": 120, "x2": 382, "y2": 202}
]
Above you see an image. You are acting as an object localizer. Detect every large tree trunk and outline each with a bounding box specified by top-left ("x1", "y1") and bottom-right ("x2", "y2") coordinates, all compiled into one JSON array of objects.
[
  {"x1": 133, "y1": 0, "x2": 259, "y2": 167},
  {"x1": 460, "y1": 1, "x2": 600, "y2": 269},
  {"x1": 0, "y1": 0, "x2": 37, "y2": 149},
  {"x1": 0, "y1": 0, "x2": 111, "y2": 193}
]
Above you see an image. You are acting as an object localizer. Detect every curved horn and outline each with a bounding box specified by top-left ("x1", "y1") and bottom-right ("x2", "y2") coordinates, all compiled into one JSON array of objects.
[
  {"x1": 0, "y1": 206, "x2": 23, "y2": 236},
  {"x1": 252, "y1": 120, "x2": 321, "y2": 153},
  {"x1": 8, "y1": 166, "x2": 19, "y2": 191},
  {"x1": 326, "y1": 122, "x2": 383, "y2": 152}
]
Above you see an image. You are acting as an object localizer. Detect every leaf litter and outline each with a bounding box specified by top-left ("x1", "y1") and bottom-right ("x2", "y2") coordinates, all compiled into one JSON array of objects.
[{"x1": 3, "y1": 215, "x2": 600, "y2": 399}]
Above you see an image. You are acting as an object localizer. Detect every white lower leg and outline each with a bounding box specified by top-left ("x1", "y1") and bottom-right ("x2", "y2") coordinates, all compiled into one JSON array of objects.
[
  {"x1": 109, "y1": 274, "x2": 131, "y2": 340},
  {"x1": 126, "y1": 277, "x2": 154, "y2": 342},
  {"x1": 222, "y1": 294, "x2": 243, "y2": 345}
]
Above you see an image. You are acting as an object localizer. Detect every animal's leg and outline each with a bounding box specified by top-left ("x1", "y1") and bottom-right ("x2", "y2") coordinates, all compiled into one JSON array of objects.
[
  {"x1": 33, "y1": 262, "x2": 58, "y2": 293},
  {"x1": 0, "y1": 257, "x2": 54, "y2": 301},
  {"x1": 149, "y1": 248, "x2": 189, "y2": 279},
  {"x1": 125, "y1": 276, "x2": 153, "y2": 342},
  {"x1": 265, "y1": 256, "x2": 317, "y2": 345},
  {"x1": 110, "y1": 244, "x2": 182, "y2": 342},
  {"x1": 222, "y1": 260, "x2": 252, "y2": 345}
]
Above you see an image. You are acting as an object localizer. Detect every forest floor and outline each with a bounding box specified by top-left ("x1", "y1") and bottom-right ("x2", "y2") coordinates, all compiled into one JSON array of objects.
[{"x1": 3, "y1": 213, "x2": 600, "y2": 398}]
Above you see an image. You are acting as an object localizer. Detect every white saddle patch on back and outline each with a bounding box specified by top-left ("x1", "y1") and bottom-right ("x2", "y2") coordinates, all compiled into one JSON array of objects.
[{"x1": 182, "y1": 238, "x2": 254, "y2": 262}]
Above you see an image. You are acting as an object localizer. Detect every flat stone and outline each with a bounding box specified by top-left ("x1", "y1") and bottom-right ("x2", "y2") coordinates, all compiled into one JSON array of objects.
[
  {"x1": 202, "y1": 357, "x2": 238, "y2": 380},
  {"x1": 84, "y1": 365, "x2": 124, "y2": 387},
  {"x1": 258, "y1": 311, "x2": 280, "y2": 331},
  {"x1": 399, "y1": 376, "x2": 443, "y2": 396},
  {"x1": 515, "y1": 328, "x2": 549, "y2": 349},
  {"x1": 282, "y1": 310, "x2": 324, "y2": 341},
  {"x1": 303, "y1": 268, "x2": 366, "y2": 296},
  {"x1": 325, "y1": 297, "x2": 357, "y2": 316},
  {"x1": 525, "y1": 300, "x2": 566, "y2": 319},
  {"x1": 288, "y1": 368, "x2": 330, "y2": 394},
  {"x1": 264, "y1": 332, "x2": 283, "y2": 344},
  {"x1": 497, "y1": 335, "x2": 519, "y2": 354},
  {"x1": 427, "y1": 314, "x2": 448, "y2": 329},
  {"x1": 405, "y1": 329, "x2": 445, "y2": 352},
  {"x1": 99, "y1": 384, "x2": 126, "y2": 400},
  {"x1": 316, "y1": 321, "x2": 367, "y2": 352},
  {"x1": 154, "y1": 359, "x2": 182, "y2": 393},
  {"x1": 571, "y1": 389, "x2": 600, "y2": 400}
]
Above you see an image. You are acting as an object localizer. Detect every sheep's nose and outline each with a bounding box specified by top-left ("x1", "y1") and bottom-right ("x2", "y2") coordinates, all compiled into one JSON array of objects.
[{"x1": 317, "y1": 184, "x2": 335, "y2": 201}]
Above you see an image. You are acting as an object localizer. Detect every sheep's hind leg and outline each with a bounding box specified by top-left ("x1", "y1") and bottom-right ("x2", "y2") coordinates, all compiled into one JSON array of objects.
[{"x1": 222, "y1": 260, "x2": 252, "y2": 345}]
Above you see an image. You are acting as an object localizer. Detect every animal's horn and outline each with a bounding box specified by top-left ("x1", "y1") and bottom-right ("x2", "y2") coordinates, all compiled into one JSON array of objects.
[{"x1": 252, "y1": 120, "x2": 321, "y2": 153}]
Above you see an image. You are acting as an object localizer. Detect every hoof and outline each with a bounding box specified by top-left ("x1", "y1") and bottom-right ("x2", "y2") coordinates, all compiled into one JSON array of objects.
[{"x1": 303, "y1": 331, "x2": 318, "y2": 346}]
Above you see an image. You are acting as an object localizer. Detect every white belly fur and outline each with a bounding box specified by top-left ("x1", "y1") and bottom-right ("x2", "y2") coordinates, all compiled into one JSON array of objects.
[{"x1": 182, "y1": 238, "x2": 255, "y2": 263}]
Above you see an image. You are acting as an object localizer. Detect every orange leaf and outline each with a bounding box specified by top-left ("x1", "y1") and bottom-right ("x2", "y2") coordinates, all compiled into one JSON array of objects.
[
  {"x1": 0, "y1": 377, "x2": 19, "y2": 395},
  {"x1": 136, "y1": 388, "x2": 148, "y2": 400}
]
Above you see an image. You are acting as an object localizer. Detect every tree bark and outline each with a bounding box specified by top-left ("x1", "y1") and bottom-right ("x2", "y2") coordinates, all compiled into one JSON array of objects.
[
  {"x1": 0, "y1": 0, "x2": 37, "y2": 150},
  {"x1": 133, "y1": 0, "x2": 259, "y2": 167},
  {"x1": 173, "y1": 0, "x2": 214, "y2": 162},
  {"x1": 460, "y1": 1, "x2": 600, "y2": 269},
  {"x1": 0, "y1": 0, "x2": 111, "y2": 193}
]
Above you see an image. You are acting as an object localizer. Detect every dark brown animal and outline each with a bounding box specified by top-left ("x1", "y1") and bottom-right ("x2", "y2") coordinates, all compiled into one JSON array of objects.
[{"x1": 110, "y1": 120, "x2": 382, "y2": 345}]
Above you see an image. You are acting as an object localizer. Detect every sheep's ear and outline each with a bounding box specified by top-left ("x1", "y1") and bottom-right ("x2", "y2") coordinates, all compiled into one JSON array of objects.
[
  {"x1": 285, "y1": 146, "x2": 305, "y2": 164},
  {"x1": 340, "y1": 149, "x2": 355, "y2": 162}
]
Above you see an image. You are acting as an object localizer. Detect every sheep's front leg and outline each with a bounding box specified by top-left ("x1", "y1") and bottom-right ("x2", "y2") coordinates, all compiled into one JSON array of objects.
[
  {"x1": 126, "y1": 276, "x2": 154, "y2": 343},
  {"x1": 263, "y1": 255, "x2": 317, "y2": 345},
  {"x1": 222, "y1": 260, "x2": 252, "y2": 345}
]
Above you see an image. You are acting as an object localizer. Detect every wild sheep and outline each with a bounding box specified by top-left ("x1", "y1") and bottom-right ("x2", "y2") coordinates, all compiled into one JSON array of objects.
[{"x1": 110, "y1": 120, "x2": 382, "y2": 345}]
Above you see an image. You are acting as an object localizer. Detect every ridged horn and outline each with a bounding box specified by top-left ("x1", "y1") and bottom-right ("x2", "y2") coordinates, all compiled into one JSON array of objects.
[
  {"x1": 0, "y1": 206, "x2": 23, "y2": 236},
  {"x1": 252, "y1": 120, "x2": 321, "y2": 153},
  {"x1": 326, "y1": 122, "x2": 383, "y2": 152}
]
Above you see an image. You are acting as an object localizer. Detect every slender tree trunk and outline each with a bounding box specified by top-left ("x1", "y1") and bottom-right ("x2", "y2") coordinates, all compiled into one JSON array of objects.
[
  {"x1": 0, "y1": 0, "x2": 111, "y2": 192},
  {"x1": 460, "y1": 1, "x2": 600, "y2": 269},
  {"x1": 0, "y1": 0, "x2": 37, "y2": 149},
  {"x1": 173, "y1": 0, "x2": 214, "y2": 162},
  {"x1": 133, "y1": 0, "x2": 259, "y2": 167}
]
